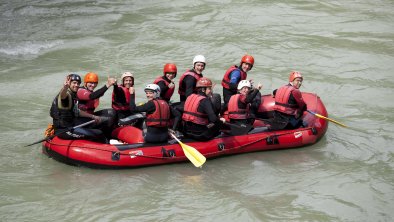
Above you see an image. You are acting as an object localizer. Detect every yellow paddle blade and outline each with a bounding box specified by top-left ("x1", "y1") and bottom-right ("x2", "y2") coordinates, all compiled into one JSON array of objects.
[
  {"x1": 315, "y1": 113, "x2": 348, "y2": 128},
  {"x1": 179, "y1": 141, "x2": 206, "y2": 168},
  {"x1": 171, "y1": 133, "x2": 206, "y2": 168}
]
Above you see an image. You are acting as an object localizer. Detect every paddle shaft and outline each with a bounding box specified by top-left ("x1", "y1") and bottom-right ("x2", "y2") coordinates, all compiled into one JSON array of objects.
[
  {"x1": 25, "y1": 120, "x2": 96, "y2": 147},
  {"x1": 307, "y1": 110, "x2": 347, "y2": 127}
]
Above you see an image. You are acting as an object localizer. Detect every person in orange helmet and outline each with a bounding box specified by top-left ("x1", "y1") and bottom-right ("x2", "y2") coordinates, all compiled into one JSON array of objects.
[
  {"x1": 270, "y1": 71, "x2": 307, "y2": 130},
  {"x1": 77, "y1": 72, "x2": 116, "y2": 117},
  {"x1": 153, "y1": 63, "x2": 177, "y2": 102},
  {"x1": 221, "y1": 55, "x2": 256, "y2": 109},
  {"x1": 76, "y1": 72, "x2": 117, "y2": 136},
  {"x1": 181, "y1": 77, "x2": 225, "y2": 141}
]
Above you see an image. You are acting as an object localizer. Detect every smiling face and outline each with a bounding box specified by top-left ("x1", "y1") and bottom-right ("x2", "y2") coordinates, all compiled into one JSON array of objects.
[
  {"x1": 85, "y1": 82, "x2": 98, "y2": 91},
  {"x1": 241, "y1": 62, "x2": 252, "y2": 72},
  {"x1": 145, "y1": 90, "x2": 155, "y2": 101},
  {"x1": 193, "y1": 62, "x2": 205, "y2": 74},
  {"x1": 165, "y1": 72, "x2": 176, "y2": 80},
  {"x1": 123, "y1": 76, "x2": 134, "y2": 88},
  {"x1": 69, "y1": 80, "x2": 80, "y2": 92},
  {"x1": 291, "y1": 77, "x2": 303, "y2": 89},
  {"x1": 239, "y1": 86, "x2": 250, "y2": 95}
]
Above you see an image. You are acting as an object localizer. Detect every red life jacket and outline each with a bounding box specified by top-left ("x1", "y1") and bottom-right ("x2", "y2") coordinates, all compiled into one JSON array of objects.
[
  {"x1": 178, "y1": 70, "x2": 202, "y2": 96},
  {"x1": 182, "y1": 94, "x2": 209, "y2": 125},
  {"x1": 112, "y1": 85, "x2": 132, "y2": 111},
  {"x1": 153, "y1": 76, "x2": 174, "y2": 101},
  {"x1": 273, "y1": 85, "x2": 299, "y2": 115},
  {"x1": 146, "y1": 99, "x2": 170, "y2": 127},
  {"x1": 77, "y1": 87, "x2": 99, "y2": 114},
  {"x1": 221, "y1": 65, "x2": 247, "y2": 90},
  {"x1": 228, "y1": 94, "x2": 250, "y2": 120}
]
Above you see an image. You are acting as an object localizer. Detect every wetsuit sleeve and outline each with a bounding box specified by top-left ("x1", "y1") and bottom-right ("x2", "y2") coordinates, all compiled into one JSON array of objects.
[
  {"x1": 292, "y1": 89, "x2": 306, "y2": 110},
  {"x1": 199, "y1": 98, "x2": 219, "y2": 123},
  {"x1": 130, "y1": 99, "x2": 156, "y2": 114},
  {"x1": 89, "y1": 85, "x2": 108, "y2": 99},
  {"x1": 59, "y1": 93, "x2": 71, "y2": 108},
  {"x1": 170, "y1": 106, "x2": 181, "y2": 130},
  {"x1": 184, "y1": 75, "x2": 197, "y2": 98},
  {"x1": 245, "y1": 88, "x2": 259, "y2": 103},
  {"x1": 251, "y1": 90, "x2": 262, "y2": 111},
  {"x1": 272, "y1": 89, "x2": 277, "y2": 97},
  {"x1": 156, "y1": 80, "x2": 168, "y2": 95},
  {"x1": 229, "y1": 70, "x2": 241, "y2": 91},
  {"x1": 113, "y1": 84, "x2": 126, "y2": 103}
]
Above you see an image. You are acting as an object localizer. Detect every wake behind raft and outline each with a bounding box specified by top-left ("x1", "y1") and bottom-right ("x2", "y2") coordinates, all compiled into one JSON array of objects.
[{"x1": 42, "y1": 92, "x2": 328, "y2": 168}]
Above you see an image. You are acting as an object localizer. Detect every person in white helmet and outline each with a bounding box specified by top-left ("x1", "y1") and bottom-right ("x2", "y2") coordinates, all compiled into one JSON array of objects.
[
  {"x1": 178, "y1": 55, "x2": 206, "y2": 102},
  {"x1": 112, "y1": 71, "x2": 136, "y2": 120},
  {"x1": 129, "y1": 84, "x2": 181, "y2": 143},
  {"x1": 226, "y1": 80, "x2": 262, "y2": 134}
]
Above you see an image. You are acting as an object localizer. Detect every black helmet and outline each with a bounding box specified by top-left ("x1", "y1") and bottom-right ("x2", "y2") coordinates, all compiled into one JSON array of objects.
[{"x1": 68, "y1": 73, "x2": 81, "y2": 84}]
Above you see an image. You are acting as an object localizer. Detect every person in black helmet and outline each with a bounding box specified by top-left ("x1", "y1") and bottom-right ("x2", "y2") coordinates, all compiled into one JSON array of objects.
[{"x1": 49, "y1": 74, "x2": 106, "y2": 142}]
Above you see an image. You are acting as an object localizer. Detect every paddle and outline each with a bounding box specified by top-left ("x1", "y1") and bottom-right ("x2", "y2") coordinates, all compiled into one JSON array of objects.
[
  {"x1": 307, "y1": 110, "x2": 347, "y2": 128},
  {"x1": 170, "y1": 133, "x2": 206, "y2": 168},
  {"x1": 25, "y1": 120, "x2": 96, "y2": 147}
]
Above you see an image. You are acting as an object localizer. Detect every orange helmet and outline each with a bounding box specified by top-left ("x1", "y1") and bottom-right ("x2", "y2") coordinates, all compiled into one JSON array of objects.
[
  {"x1": 196, "y1": 77, "x2": 213, "y2": 88},
  {"x1": 163, "y1": 63, "x2": 177, "y2": 76},
  {"x1": 84, "y1": 72, "x2": 99, "y2": 84},
  {"x1": 289, "y1": 71, "x2": 303, "y2": 82},
  {"x1": 241, "y1": 55, "x2": 254, "y2": 66}
]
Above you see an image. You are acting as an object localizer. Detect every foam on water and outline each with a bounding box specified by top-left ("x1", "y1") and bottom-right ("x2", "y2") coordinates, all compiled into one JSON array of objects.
[{"x1": 0, "y1": 40, "x2": 64, "y2": 56}]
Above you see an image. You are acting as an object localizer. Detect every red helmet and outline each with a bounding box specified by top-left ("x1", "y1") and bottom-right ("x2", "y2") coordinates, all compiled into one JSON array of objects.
[
  {"x1": 84, "y1": 72, "x2": 99, "y2": 84},
  {"x1": 196, "y1": 77, "x2": 213, "y2": 88},
  {"x1": 163, "y1": 63, "x2": 177, "y2": 76},
  {"x1": 241, "y1": 55, "x2": 254, "y2": 66},
  {"x1": 289, "y1": 71, "x2": 303, "y2": 82}
]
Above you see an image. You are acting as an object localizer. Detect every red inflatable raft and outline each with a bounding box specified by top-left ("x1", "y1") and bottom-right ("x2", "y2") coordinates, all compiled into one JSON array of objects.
[{"x1": 42, "y1": 92, "x2": 328, "y2": 168}]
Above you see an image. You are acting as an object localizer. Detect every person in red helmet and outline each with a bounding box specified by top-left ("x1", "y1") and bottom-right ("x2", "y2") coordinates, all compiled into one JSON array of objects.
[
  {"x1": 49, "y1": 74, "x2": 106, "y2": 142},
  {"x1": 181, "y1": 77, "x2": 225, "y2": 141},
  {"x1": 153, "y1": 63, "x2": 177, "y2": 102},
  {"x1": 222, "y1": 55, "x2": 256, "y2": 108},
  {"x1": 270, "y1": 71, "x2": 307, "y2": 130},
  {"x1": 112, "y1": 71, "x2": 135, "y2": 120},
  {"x1": 76, "y1": 72, "x2": 117, "y2": 136},
  {"x1": 178, "y1": 55, "x2": 206, "y2": 103}
]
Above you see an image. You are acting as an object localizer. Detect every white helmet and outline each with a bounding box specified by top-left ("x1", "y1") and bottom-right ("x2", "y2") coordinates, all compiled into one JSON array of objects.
[
  {"x1": 121, "y1": 71, "x2": 134, "y2": 83},
  {"x1": 237, "y1": 80, "x2": 251, "y2": 90},
  {"x1": 193, "y1": 55, "x2": 206, "y2": 66},
  {"x1": 144, "y1": 84, "x2": 161, "y2": 98}
]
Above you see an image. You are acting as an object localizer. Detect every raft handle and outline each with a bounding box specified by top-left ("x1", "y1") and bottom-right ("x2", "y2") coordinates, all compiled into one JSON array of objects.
[
  {"x1": 266, "y1": 135, "x2": 279, "y2": 145},
  {"x1": 111, "y1": 152, "x2": 120, "y2": 161},
  {"x1": 311, "y1": 127, "x2": 318, "y2": 135},
  {"x1": 218, "y1": 143, "x2": 225, "y2": 151}
]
